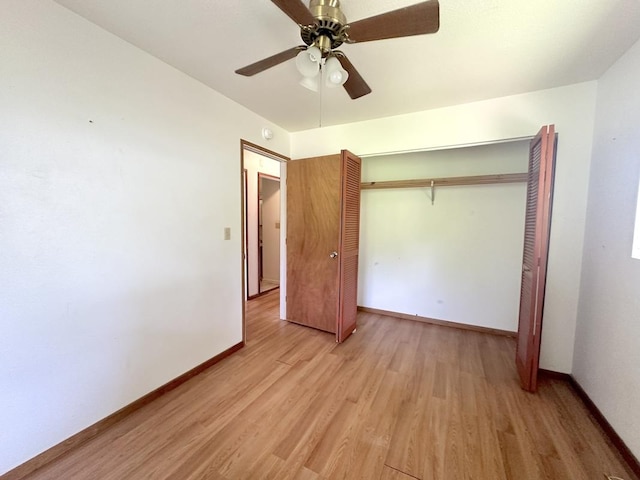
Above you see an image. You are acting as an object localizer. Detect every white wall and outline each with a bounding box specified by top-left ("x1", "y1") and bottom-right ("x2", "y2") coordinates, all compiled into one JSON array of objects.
[
  {"x1": 261, "y1": 178, "x2": 281, "y2": 283},
  {"x1": 243, "y1": 150, "x2": 281, "y2": 297},
  {"x1": 291, "y1": 82, "x2": 598, "y2": 373},
  {"x1": 633, "y1": 177, "x2": 640, "y2": 260},
  {"x1": 573, "y1": 37, "x2": 640, "y2": 459},
  {"x1": 359, "y1": 142, "x2": 529, "y2": 331},
  {"x1": 0, "y1": 1, "x2": 289, "y2": 474}
]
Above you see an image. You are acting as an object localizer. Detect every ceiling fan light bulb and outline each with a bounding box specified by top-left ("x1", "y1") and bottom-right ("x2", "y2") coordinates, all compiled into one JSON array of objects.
[
  {"x1": 329, "y1": 70, "x2": 345, "y2": 86},
  {"x1": 340, "y1": 69, "x2": 349, "y2": 85},
  {"x1": 307, "y1": 46, "x2": 321, "y2": 63},
  {"x1": 324, "y1": 57, "x2": 348, "y2": 87}
]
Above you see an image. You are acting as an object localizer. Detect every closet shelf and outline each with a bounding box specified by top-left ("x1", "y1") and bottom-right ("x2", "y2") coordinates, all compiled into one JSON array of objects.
[{"x1": 361, "y1": 172, "x2": 528, "y2": 190}]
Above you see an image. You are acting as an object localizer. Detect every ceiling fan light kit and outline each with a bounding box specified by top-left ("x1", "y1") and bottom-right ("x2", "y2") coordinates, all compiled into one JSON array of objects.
[
  {"x1": 323, "y1": 56, "x2": 348, "y2": 87},
  {"x1": 235, "y1": 0, "x2": 440, "y2": 100},
  {"x1": 295, "y1": 46, "x2": 322, "y2": 77},
  {"x1": 295, "y1": 50, "x2": 348, "y2": 89}
]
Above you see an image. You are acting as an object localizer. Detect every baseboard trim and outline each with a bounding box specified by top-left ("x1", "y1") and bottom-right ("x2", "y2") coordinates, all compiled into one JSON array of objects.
[
  {"x1": 538, "y1": 368, "x2": 572, "y2": 381},
  {"x1": 357, "y1": 306, "x2": 517, "y2": 338},
  {"x1": 2, "y1": 341, "x2": 244, "y2": 480},
  {"x1": 569, "y1": 376, "x2": 640, "y2": 478},
  {"x1": 539, "y1": 369, "x2": 640, "y2": 478}
]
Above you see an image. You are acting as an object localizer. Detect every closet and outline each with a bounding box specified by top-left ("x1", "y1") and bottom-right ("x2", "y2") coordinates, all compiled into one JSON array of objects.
[
  {"x1": 356, "y1": 126, "x2": 556, "y2": 392},
  {"x1": 286, "y1": 150, "x2": 361, "y2": 343}
]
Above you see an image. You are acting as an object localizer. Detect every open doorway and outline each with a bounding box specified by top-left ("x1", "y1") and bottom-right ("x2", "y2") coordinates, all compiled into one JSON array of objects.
[
  {"x1": 243, "y1": 148, "x2": 281, "y2": 299},
  {"x1": 258, "y1": 173, "x2": 280, "y2": 294},
  {"x1": 240, "y1": 140, "x2": 289, "y2": 342}
]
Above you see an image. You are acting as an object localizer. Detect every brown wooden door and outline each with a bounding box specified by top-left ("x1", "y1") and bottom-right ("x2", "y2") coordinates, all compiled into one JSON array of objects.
[
  {"x1": 337, "y1": 150, "x2": 361, "y2": 342},
  {"x1": 286, "y1": 151, "x2": 362, "y2": 342},
  {"x1": 516, "y1": 125, "x2": 556, "y2": 392},
  {"x1": 287, "y1": 154, "x2": 342, "y2": 333}
]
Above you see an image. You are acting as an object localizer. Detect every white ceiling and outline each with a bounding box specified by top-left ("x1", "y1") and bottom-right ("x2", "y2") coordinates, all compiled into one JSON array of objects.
[{"x1": 54, "y1": 0, "x2": 640, "y2": 132}]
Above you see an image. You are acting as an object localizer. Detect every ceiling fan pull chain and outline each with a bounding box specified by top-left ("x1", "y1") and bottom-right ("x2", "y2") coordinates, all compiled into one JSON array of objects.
[{"x1": 318, "y1": 63, "x2": 324, "y2": 128}]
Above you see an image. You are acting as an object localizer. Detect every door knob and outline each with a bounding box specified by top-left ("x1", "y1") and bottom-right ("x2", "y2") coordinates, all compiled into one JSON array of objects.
[{"x1": 329, "y1": 251, "x2": 338, "y2": 259}]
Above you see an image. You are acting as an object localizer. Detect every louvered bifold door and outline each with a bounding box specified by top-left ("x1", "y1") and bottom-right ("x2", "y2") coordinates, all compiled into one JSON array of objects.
[
  {"x1": 336, "y1": 150, "x2": 362, "y2": 343},
  {"x1": 516, "y1": 125, "x2": 556, "y2": 392}
]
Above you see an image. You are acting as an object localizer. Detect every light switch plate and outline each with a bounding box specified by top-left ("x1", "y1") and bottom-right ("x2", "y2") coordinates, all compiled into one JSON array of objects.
[{"x1": 224, "y1": 227, "x2": 231, "y2": 240}]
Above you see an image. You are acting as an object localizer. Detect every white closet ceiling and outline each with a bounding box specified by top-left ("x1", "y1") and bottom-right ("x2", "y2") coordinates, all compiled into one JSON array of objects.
[{"x1": 54, "y1": 0, "x2": 640, "y2": 132}]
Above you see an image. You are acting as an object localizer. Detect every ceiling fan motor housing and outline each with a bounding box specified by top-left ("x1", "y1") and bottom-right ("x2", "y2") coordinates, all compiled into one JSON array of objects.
[{"x1": 301, "y1": 0, "x2": 347, "y2": 52}]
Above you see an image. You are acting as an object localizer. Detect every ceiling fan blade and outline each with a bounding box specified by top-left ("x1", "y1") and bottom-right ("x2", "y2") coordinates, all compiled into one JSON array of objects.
[
  {"x1": 271, "y1": 0, "x2": 316, "y2": 26},
  {"x1": 334, "y1": 52, "x2": 372, "y2": 99},
  {"x1": 235, "y1": 46, "x2": 305, "y2": 76},
  {"x1": 346, "y1": 0, "x2": 439, "y2": 43}
]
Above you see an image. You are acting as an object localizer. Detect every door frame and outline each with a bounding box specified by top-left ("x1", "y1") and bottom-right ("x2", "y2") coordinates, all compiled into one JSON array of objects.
[
  {"x1": 243, "y1": 168, "x2": 248, "y2": 300},
  {"x1": 240, "y1": 140, "x2": 289, "y2": 344}
]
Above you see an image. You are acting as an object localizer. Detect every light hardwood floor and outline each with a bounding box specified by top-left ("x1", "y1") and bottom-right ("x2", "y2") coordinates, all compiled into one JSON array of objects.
[{"x1": 20, "y1": 290, "x2": 637, "y2": 479}]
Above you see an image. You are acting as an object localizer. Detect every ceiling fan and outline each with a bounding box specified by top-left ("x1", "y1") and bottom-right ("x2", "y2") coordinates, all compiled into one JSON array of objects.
[{"x1": 235, "y1": 0, "x2": 440, "y2": 99}]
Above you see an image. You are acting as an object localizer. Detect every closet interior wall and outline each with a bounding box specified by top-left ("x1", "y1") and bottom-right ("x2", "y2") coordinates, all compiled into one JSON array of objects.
[{"x1": 358, "y1": 140, "x2": 529, "y2": 332}]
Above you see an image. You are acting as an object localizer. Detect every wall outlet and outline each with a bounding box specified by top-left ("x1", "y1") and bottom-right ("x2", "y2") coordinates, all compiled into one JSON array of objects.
[{"x1": 224, "y1": 227, "x2": 231, "y2": 240}]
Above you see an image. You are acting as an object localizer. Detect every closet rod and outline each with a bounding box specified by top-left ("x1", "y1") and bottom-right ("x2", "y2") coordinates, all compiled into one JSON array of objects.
[{"x1": 361, "y1": 172, "x2": 528, "y2": 190}]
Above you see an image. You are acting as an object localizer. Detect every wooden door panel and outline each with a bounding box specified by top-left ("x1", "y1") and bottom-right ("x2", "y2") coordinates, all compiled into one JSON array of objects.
[
  {"x1": 337, "y1": 150, "x2": 362, "y2": 342},
  {"x1": 516, "y1": 125, "x2": 556, "y2": 392},
  {"x1": 286, "y1": 154, "x2": 342, "y2": 333}
]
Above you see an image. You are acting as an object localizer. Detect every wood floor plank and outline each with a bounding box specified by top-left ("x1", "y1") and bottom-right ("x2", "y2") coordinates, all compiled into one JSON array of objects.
[
  {"x1": 303, "y1": 399, "x2": 358, "y2": 474},
  {"x1": 327, "y1": 369, "x2": 404, "y2": 479},
  {"x1": 17, "y1": 290, "x2": 639, "y2": 480}
]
